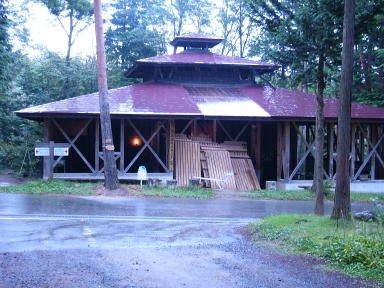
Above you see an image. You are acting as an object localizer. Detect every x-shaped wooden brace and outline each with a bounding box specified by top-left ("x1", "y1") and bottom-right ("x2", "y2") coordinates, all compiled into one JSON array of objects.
[
  {"x1": 98, "y1": 152, "x2": 121, "y2": 173},
  {"x1": 53, "y1": 119, "x2": 95, "y2": 173},
  {"x1": 124, "y1": 120, "x2": 169, "y2": 173},
  {"x1": 289, "y1": 123, "x2": 329, "y2": 180},
  {"x1": 352, "y1": 124, "x2": 384, "y2": 180},
  {"x1": 217, "y1": 120, "x2": 250, "y2": 141}
]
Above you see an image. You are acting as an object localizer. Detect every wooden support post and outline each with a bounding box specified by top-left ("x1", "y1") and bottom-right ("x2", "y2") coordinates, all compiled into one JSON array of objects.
[
  {"x1": 43, "y1": 118, "x2": 51, "y2": 180},
  {"x1": 167, "y1": 119, "x2": 175, "y2": 172},
  {"x1": 350, "y1": 124, "x2": 356, "y2": 179},
  {"x1": 120, "y1": 119, "x2": 125, "y2": 174},
  {"x1": 371, "y1": 124, "x2": 377, "y2": 180},
  {"x1": 49, "y1": 140, "x2": 54, "y2": 180},
  {"x1": 283, "y1": 122, "x2": 291, "y2": 180},
  {"x1": 276, "y1": 123, "x2": 282, "y2": 180},
  {"x1": 95, "y1": 119, "x2": 100, "y2": 173},
  {"x1": 213, "y1": 120, "x2": 217, "y2": 142},
  {"x1": 250, "y1": 123, "x2": 261, "y2": 173},
  {"x1": 328, "y1": 123, "x2": 334, "y2": 179}
]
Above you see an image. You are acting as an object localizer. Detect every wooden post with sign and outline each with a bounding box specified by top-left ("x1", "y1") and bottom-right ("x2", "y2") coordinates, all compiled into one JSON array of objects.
[{"x1": 35, "y1": 142, "x2": 70, "y2": 180}]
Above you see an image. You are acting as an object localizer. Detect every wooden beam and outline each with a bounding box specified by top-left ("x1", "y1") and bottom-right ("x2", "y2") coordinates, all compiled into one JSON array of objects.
[
  {"x1": 292, "y1": 122, "x2": 329, "y2": 179},
  {"x1": 49, "y1": 140, "x2": 54, "y2": 180},
  {"x1": 327, "y1": 123, "x2": 334, "y2": 179},
  {"x1": 350, "y1": 124, "x2": 356, "y2": 179},
  {"x1": 276, "y1": 123, "x2": 282, "y2": 180},
  {"x1": 167, "y1": 119, "x2": 175, "y2": 172},
  {"x1": 53, "y1": 119, "x2": 95, "y2": 173},
  {"x1": 353, "y1": 132, "x2": 384, "y2": 180},
  {"x1": 43, "y1": 118, "x2": 51, "y2": 180},
  {"x1": 125, "y1": 120, "x2": 169, "y2": 173},
  {"x1": 217, "y1": 120, "x2": 233, "y2": 141},
  {"x1": 120, "y1": 119, "x2": 125, "y2": 173},
  {"x1": 371, "y1": 124, "x2": 377, "y2": 180},
  {"x1": 234, "y1": 121, "x2": 250, "y2": 141},
  {"x1": 283, "y1": 122, "x2": 290, "y2": 180},
  {"x1": 213, "y1": 120, "x2": 217, "y2": 142},
  {"x1": 180, "y1": 119, "x2": 194, "y2": 135},
  {"x1": 95, "y1": 119, "x2": 100, "y2": 172}
]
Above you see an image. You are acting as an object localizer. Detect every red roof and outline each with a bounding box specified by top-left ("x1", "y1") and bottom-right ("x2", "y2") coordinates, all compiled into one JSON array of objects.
[
  {"x1": 16, "y1": 83, "x2": 384, "y2": 121},
  {"x1": 170, "y1": 33, "x2": 223, "y2": 48},
  {"x1": 137, "y1": 51, "x2": 276, "y2": 67},
  {"x1": 127, "y1": 51, "x2": 278, "y2": 77}
]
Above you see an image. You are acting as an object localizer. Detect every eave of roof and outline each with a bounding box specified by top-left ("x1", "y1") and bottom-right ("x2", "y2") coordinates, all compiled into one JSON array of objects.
[
  {"x1": 16, "y1": 83, "x2": 384, "y2": 122},
  {"x1": 126, "y1": 51, "x2": 279, "y2": 78}
]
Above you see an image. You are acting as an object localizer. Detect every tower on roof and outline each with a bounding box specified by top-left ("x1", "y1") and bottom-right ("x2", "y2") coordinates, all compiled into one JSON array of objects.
[{"x1": 170, "y1": 33, "x2": 223, "y2": 53}]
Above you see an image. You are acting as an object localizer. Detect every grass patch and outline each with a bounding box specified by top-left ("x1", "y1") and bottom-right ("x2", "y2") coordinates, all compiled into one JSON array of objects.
[
  {"x1": 243, "y1": 189, "x2": 384, "y2": 203},
  {"x1": 0, "y1": 180, "x2": 95, "y2": 195},
  {"x1": 131, "y1": 186, "x2": 215, "y2": 199},
  {"x1": 243, "y1": 190, "x2": 314, "y2": 200},
  {"x1": 248, "y1": 214, "x2": 384, "y2": 284}
]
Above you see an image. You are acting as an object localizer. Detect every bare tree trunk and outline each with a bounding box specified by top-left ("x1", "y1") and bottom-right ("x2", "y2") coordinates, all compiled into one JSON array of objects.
[
  {"x1": 314, "y1": 52, "x2": 325, "y2": 215},
  {"x1": 331, "y1": 0, "x2": 355, "y2": 220},
  {"x1": 93, "y1": 0, "x2": 119, "y2": 190},
  {"x1": 66, "y1": 10, "x2": 74, "y2": 66}
]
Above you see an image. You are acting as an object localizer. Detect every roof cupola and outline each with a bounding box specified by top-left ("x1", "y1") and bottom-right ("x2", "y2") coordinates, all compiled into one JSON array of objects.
[{"x1": 170, "y1": 33, "x2": 223, "y2": 53}]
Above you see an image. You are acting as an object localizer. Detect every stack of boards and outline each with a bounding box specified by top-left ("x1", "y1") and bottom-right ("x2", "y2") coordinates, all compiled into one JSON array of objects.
[{"x1": 175, "y1": 134, "x2": 261, "y2": 190}]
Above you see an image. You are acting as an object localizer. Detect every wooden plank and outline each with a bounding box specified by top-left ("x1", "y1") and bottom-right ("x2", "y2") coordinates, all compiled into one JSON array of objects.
[
  {"x1": 167, "y1": 119, "x2": 175, "y2": 172},
  {"x1": 175, "y1": 139, "x2": 201, "y2": 186},
  {"x1": 205, "y1": 150, "x2": 236, "y2": 189}
]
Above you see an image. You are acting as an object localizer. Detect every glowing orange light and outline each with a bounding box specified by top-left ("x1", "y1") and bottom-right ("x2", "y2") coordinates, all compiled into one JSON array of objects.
[{"x1": 130, "y1": 136, "x2": 142, "y2": 146}]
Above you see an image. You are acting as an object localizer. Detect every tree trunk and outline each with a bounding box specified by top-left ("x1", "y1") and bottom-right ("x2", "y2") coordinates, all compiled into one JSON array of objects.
[
  {"x1": 93, "y1": 0, "x2": 119, "y2": 190},
  {"x1": 331, "y1": 0, "x2": 355, "y2": 220},
  {"x1": 66, "y1": 10, "x2": 74, "y2": 66},
  {"x1": 314, "y1": 52, "x2": 325, "y2": 215}
]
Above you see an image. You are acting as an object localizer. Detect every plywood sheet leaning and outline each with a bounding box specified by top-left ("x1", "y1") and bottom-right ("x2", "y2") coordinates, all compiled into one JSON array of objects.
[
  {"x1": 175, "y1": 139, "x2": 201, "y2": 186},
  {"x1": 231, "y1": 157, "x2": 261, "y2": 190},
  {"x1": 204, "y1": 149, "x2": 236, "y2": 190}
]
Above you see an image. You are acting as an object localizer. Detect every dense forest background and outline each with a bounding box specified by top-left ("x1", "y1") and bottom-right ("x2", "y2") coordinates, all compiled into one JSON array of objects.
[{"x1": 0, "y1": 0, "x2": 383, "y2": 174}]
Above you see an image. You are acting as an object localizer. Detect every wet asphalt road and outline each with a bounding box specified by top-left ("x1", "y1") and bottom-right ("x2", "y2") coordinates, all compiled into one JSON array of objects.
[{"x1": 0, "y1": 194, "x2": 377, "y2": 288}]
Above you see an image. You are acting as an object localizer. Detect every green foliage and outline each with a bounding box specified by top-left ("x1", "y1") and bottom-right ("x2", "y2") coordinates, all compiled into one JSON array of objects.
[
  {"x1": 38, "y1": 0, "x2": 93, "y2": 19},
  {"x1": 243, "y1": 190, "x2": 315, "y2": 200},
  {"x1": 105, "y1": 0, "x2": 167, "y2": 87},
  {"x1": 249, "y1": 214, "x2": 384, "y2": 283},
  {"x1": 131, "y1": 186, "x2": 215, "y2": 199},
  {"x1": 0, "y1": 179, "x2": 95, "y2": 195},
  {"x1": 0, "y1": 51, "x2": 98, "y2": 172},
  {"x1": 248, "y1": 0, "x2": 343, "y2": 91},
  {"x1": 243, "y1": 189, "x2": 384, "y2": 204}
]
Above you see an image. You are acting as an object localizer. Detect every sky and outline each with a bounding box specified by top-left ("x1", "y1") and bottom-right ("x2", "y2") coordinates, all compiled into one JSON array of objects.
[
  {"x1": 13, "y1": 1, "x2": 106, "y2": 58},
  {"x1": 13, "y1": 0, "x2": 224, "y2": 59}
]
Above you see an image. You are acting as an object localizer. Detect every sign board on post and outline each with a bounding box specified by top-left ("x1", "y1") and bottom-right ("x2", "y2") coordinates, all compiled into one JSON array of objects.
[
  {"x1": 137, "y1": 166, "x2": 147, "y2": 187},
  {"x1": 35, "y1": 143, "x2": 69, "y2": 157}
]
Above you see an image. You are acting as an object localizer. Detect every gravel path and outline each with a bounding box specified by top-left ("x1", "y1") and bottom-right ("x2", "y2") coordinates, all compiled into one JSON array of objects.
[{"x1": 0, "y1": 240, "x2": 375, "y2": 288}]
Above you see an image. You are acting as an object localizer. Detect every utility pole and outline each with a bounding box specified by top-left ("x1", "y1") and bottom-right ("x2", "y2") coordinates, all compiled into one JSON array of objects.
[{"x1": 93, "y1": 0, "x2": 119, "y2": 190}]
